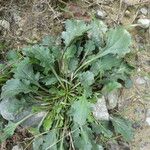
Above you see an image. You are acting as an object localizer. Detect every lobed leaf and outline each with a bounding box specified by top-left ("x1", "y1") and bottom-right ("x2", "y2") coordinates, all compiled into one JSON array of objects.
[
  {"x1": 62, "y1": 20, "x2": 90, "y2": 47},
  {"x1": 1, "y1": 79, "x2": 32, "y2": 99},
  {"x1": 70, "y1": 96, "x2": 91, "y2": 126},
  {"x1": 111, "y1": 116, "x2": 134, "y2": 142}
]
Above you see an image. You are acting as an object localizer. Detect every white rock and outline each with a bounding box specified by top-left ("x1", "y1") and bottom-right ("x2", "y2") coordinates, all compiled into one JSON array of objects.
[
  {"x1": 140, "y1": 7, "x2": 148, "y2": 15},
  {"x1": 13, "y1": 13, "x2": 21, "y2": 25},
  {"x1": 93, "y1": 96, "x2": 109, "y2": 120},
  {"x1": 137, "y1": 18, "x2": 150, "y2": 29},
  {"x1": 125, "y1": 10, "x2": 130, "y2": 17},
  {"x1": 146, "y1": 118, "x2": 150, "y2": 126},
  {"x1": 105, "y1": 90, "x2": 119, "y2": 110},
  {"x1": 12, "y1": 145, "x2": 23, "y2": 150},
  {"x1": 0, "y1": 20, "x2": 10, "y2": 30},
  {"x1": 96, "y1": 10, "x2": 107, "y2": 19},
  {"x1": 146, "y1": 109, "x2": 150, "y2": 126},
  {"x1": 135, "y1": 77, "x2": 146, "y2": 85}
]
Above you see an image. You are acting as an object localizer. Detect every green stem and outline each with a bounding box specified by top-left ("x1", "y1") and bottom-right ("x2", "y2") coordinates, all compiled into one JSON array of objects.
[
  {"x1": 72, "y1": 53, "x2": 104, "y2": 81},
  {"x1": 50, "y1": 66, "x2": 65, "y2": 89}
]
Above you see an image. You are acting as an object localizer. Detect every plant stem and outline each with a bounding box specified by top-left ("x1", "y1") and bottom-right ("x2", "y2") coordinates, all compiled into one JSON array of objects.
[{"x1": 50, "y1": 66, "x2": 65, "y2": 89}]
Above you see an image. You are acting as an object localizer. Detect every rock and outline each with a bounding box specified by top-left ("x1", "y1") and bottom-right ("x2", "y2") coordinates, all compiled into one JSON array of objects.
[
  {"x1": 140, "y1": 7, "x2": 148, "y2": 15},
  {"x1": 135, "y1": 77, "x2": 146, "y2": 85},
  {"x1": 146, "y1": 109, "x2": 150, "y2": 126},
  {"x1": 95, "y1": 10, "x2": 107, "y2": 20},
  {"x1": 107, "y1": 141, "x2": 119, "y2": 150},
  {"x1": 105, "y1": 90, "x2": 119, "y2": 110},
  {"x1": 118, "y1": 142, "x2": 130, "y2": 150},
  {"x1": 13, "y1": 13, "x2": 22, "y2": 26},
  {"x1": 125, "y1": 10, "x2": 131, "y2": 17},
  {"x1": 137, "y1": 18, "x2": 150, "y2": 29},
  {"x1": 12, "y1": 144, "x2": 23, "y2": 150},
  {"x1": 93, "y1": 96, "x2": 109, "y2": 120},
  {"x1": 0, "y1": 20, "x2": 10, "y2": 30},
  {"x1": 16, "y1": 28, "x2": 23, "y2": 36},
  {"x1": 0, "y1": 97, "x2": 26, "y2": 121},
  {"x1": 19, "y1": 111, "x2": 47, "y2": 127},
  {"x1": 123, "y1": 0, "x2": 140, "y2": 6},
  {"x1": 0, "y1": 97, "x2": 46, "y2": 127}
]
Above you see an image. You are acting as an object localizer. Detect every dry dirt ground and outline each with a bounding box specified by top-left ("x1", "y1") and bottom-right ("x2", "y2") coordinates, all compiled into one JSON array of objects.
[{"x1": 0, "y1": 0, "x2": 150, "y2": 150}]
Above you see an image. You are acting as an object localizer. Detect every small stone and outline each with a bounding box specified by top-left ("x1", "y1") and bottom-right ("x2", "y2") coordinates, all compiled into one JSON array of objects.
[
  {"x1": 12, "y1": 144, "x2": 23, "y2": 150},
  {"x1": 132, "y1": 122, "x2": 141, "y2": 129},
  {"x1": 146, "y1": 118, "x2": 150, "y2": 126},
  {"x1": 125, "y1": 10, "x2": 130, "y2": 17},
  {"x1": 137, "y1": 18, "x2": 150, "y2": 29},
  {"x1": 13, "y1": 13, "x2": 22, "y2": 26},
  {"x1": 21, "y1": 112, "x2": 46, "y2": 127},
  {"x1": 96, "y1": 10, "x2": 107, "y2": 20},
  {"x1": 16, "y1": 28, "x2": 23, "y2": 36},
  {"x1": 118, "y1": 142, "x2": 130, "y2": 150},
  {"x1": 93, "y1": 96, "x2": 109, "y2": 120},
  {"x1": 107, "y1": 141, "x2": 119, "y2": 150},
  {"x1": 105, "y1": 90, "x2": 119, "y2": 110},
  {"x1": 140, "y1": 7, "x2": 148, "y2": 15},
  {"x1": 135, "y1": 77, "x2": 146, "y2": 85},
  {"x1": 146, "y1": 109, "x2": 150, "y2": 126},
  {"x1": 123, "y1": 0, "x2": 140, "y2": 6},
  {"x1": 0, "y1": 20, "x2": 10, "y2": 30}
]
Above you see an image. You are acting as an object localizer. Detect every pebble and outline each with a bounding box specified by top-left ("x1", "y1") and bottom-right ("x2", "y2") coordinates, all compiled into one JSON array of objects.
[
  {"x1": 135, "y1": 77, "x2": 146, "y2": 85},
  {"x1": 107, "y1": 141, "x2": 119, "y2": 150},
  {"x1": 137, "y1": 18, "x2": 150, "y2": 29},
  {"x1": 140, "y1": 7, "x2": 148, "y2": 15},
  {"x1": 16, "y1": 28, "x2": 23, "y2": 36},
  {"x1": 105, "y1": 90, "x2": 119, "y2": 110},
  {"x1": 0, "y1": 19, "x2": 10, "y2": 30},
  {"x1": 125, "y1": 10, "x2": 130, "y2": 17},
  {"x1": 95, "y1": 10, "x2": 107, "y2": 20},
  {"x1": 93, "y1": 96, "x2": 109, "y2": 121},
  {"x1": 146, "y1": 109, "x2": 150, "y2": 126},
  {"x1": 123, "y1": 0, "x2": 140, "y2": 6},
  {"x1": 12, "y1": 145, "x2": 23, "y2": 150}
]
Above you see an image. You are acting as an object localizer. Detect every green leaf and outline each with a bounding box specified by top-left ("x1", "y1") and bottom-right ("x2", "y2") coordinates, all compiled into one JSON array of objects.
[
  {"x1": 1, "y1": 79, "x2": 32, "y2": 99},
  {"x1": 102, "y1": 81, "x2": 122, "y2": 93},
  {"x1": 79, "y1": 129, "x2": 93, "y2": 150},
  {"x1": 79, "y1": 71, "x2": 94, "y2": 97},
  {"x1": 0, "y1": 114, "x2": 33, "y2": 143},
  {"x1": 0, "y1": 121, "x2": 18, "y2": 142},
  {"x1": 68, "y1": 58, "x2": 78, "y2": 72},
  {"x1": 6, "y1": 50, "x2": 21, "y2": 62},
  {"x1": 91, "y1": 55, "x2": 122, "y2": 76},
  {"x1": 23, "y1": 45, "x2": 54, "y2": 73},
  {"x1": 108, "y1": 62, "x2": 134, "y2": 82},
  {"x1": 111, "y1": 116, "x2": 134, "y2": 141},
  {"x1": 43, "y1": 112, "x2": 55, "y2": 131},
  {"x1": 92, "y1": 123, "x2": 113, "y2": 138},
  {"x1": 14, "y1": 58, "x2": 39, "y2": 84},
  {"x1": 62, "y1": 20, "x2": 90, "y2": 47},
  {"x1": 88, "y1": 20, "x2": 107, "y2": 47},
  {"x1": 79, "y1": 71, "x2": 94, "y2": 87},
  {"x1": 84, "y1": 40, "x2": 95, "y2": 54},
  {"x1": 101, "y1": 27, "x2": 132, "y2": 57},
  {"x1": 40, "y1": 36, "x2": 62, "y2": 60},
  {"x1": 70, "y1": 96, "x2": 91, "y2": 126},
  {"x1": 42, "y1": 75, "x2": 58, "y2": 86},
  {"x1": 41, "y1": 36, "x2": 55, "y2": 47},
  {"x1": 64, "y1": 44, "x2": 77, "y2": 60},
  {"x1": 33, "y1": 131, "x2": 57, "y2": 150}
]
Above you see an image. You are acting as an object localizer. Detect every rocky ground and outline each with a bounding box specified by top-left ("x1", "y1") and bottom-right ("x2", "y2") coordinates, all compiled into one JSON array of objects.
[{"x1": 0, "y1": 0, "x2": 150, "y2": 150}]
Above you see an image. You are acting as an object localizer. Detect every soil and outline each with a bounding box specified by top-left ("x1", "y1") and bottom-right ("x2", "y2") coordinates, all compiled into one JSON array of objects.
[{"x1": 0, "y1": 0, "x2": 149, "y2": 149}]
